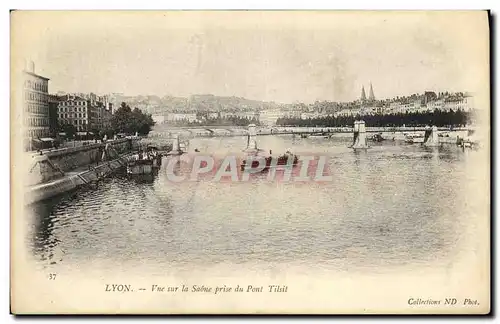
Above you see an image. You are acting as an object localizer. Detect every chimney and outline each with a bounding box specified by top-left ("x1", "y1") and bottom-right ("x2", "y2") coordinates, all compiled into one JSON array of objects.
[{"x1": 29, "y1": 61, "x2": 35, "y2": 73}]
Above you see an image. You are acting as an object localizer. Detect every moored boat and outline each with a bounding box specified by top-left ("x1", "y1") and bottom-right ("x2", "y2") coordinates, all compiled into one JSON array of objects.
[
  {"x1": 309, "y1": 132, "x2": 329, "y2": 138},
  {"x1": 458, "y1": 136, "x2": 480, "y2": 150},
  {"x1": 127, "y1": 158, "x2": 154, "y2": 175},
  {"x1": 457, "y1": 128, "x2": 481, "y2": 150},
  {"x1": 404, "y1": 133, "x2": 425, "y2": 144},
  {"x1": 146, "y1": 145, "x2": 162, "y2": 168},
  {"x1": 369, "y1": 133, "x2": 385, "y2": 142},
  {"x1": 127, "y1": 148, "x2": 160, "y2": 175}
]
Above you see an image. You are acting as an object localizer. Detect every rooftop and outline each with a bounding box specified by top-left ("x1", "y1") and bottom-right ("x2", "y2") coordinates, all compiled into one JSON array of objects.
[{"x1": 23, "y1": 70, "x2": 50, "y2": 81}]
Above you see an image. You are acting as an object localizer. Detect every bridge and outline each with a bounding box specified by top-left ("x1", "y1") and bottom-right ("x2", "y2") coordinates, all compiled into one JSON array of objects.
[
  {"x1": 150, "y1": 125, "x2": 251, "y2": 138},
  {"x1": 148, "y1": 125, "x2": 470, "y2": 139}
]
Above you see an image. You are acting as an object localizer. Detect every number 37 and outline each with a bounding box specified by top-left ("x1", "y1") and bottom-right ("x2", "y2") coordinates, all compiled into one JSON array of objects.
[{"x1": 48, "y1": 273, "x2": 57, "y2": 280}]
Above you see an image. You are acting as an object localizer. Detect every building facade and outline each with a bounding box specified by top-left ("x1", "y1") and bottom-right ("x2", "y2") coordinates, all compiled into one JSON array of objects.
[
  {"x1": 48, "y1": 94, "x2": 60, "y2": 137},
  {"x1": 102, "y1": 103, "x2": 113, "y2": 129},
  {"x1": 23, "y1": 62, "x2": 50, "y2": 149},
  {"x1": 57, "y1": 95, "x2": 92, "y2": 132},
  {"x1": 57, "y1": 93, "x2": 113, "y2": 134},
  {"x1": 258, "y1": 109, "x2": 284, "y2": 126},
  {"x1": 151, "y1": 115, "x2": 165, "y2": 124},
  {"x1": 165, "y1": 112, "x2": 197, "y2": 122}
]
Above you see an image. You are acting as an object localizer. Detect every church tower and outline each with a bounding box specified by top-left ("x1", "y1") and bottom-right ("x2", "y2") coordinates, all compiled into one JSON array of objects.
[
  {"x1": 368, "y1": 82, "x2": 375, "y2": 101},
  {"x1": 360, "y1": 86, "x2": 367, "y2": 102}
]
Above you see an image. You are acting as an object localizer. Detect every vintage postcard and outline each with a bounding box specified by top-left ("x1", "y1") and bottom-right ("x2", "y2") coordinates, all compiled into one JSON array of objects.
[{"x1": 10, "y1": 10, "x2": 490, "y2": 314}]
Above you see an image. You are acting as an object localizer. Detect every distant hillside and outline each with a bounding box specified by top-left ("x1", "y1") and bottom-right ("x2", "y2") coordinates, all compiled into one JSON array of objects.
[{"x1": 117, "y1": 94, "x2": 281, "y2": 115}]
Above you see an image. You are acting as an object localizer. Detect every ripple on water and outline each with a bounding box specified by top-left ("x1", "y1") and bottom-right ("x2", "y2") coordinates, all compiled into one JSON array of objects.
[{"x1": 26, "y1": 137, "x2": 471, "y2": 272}]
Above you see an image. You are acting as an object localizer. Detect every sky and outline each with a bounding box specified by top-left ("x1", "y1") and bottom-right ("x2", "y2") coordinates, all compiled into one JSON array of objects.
[{"x1": 11, "y1": 11, "x2": 489, "y2": 104}]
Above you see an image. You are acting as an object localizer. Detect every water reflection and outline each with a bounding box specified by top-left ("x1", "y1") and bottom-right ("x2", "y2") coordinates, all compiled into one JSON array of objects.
[{"x1": 30, "y1": 202, "x2": 60, "y2": 263}]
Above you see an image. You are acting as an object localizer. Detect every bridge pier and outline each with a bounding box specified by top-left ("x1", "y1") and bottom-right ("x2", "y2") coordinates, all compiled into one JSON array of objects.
[
  {"x1": 351, "y1": 120, "x2": 369, "y2": 149},
  {"x1": 423, "y1": 126, "x2": 439, "y2": 147},
  {"x1": 243, "y1": 124, "x2": 259, "y2": 153},
  {"x1": 166, "y1": 134, "x2": 183, "y2": 155}
]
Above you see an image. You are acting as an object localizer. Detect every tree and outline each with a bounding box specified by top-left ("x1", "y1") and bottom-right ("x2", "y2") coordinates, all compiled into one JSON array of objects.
[
  {"x1": 111, "y1": 102, "x2": 133, "y2": 134},
  {"x1": 275, "y1": 110, "x2": 471, "y2": 128},
  {"x1": 62, "y1": 123, "x2": 77, "y2": 139},
  {"x1": 110, "y1": 102, "x2": 155, "y2": 135}
]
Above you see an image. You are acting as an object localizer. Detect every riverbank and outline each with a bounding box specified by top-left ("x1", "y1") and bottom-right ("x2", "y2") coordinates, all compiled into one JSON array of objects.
[{"x1": 25, "y1": 153, "x2": 136, "y2": 205}]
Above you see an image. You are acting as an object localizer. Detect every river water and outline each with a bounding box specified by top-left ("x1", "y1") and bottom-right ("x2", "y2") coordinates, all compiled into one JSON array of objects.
[{"x1": 25, "y1": 135, "x2": 481, "y2": 276}]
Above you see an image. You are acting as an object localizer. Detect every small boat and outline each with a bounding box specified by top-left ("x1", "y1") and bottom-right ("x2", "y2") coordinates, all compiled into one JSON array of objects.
[
  {"x1": 458, "y1": 137, "x2": 480, "y2": 150},
  {"x1": 404, "y1": 133, "x2": 425, "y2": 144},
  {"x1": 369, "y1": 133, "x2": 385, "y2": 142},
  {"x1": 241, "y1": 150, "x2": 299, "y2": 171},
  {"x1": 309, "y1": 132, "x2": 329, "y2": 138},
  {"x1": 457, "y1": 128, "x2": 481, "y2": 149},
  {"x1": 266, "y1": 153, "x2": 299, "y2": 168},
  {"x1": 462, "y1": 140, "x2": 473, "y2": 148}
]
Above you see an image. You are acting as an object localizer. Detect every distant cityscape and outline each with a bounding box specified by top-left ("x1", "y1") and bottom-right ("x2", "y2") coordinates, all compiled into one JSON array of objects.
[{"x1": 22, "y1": 60, "x2": 476, "y2": 149}]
